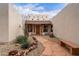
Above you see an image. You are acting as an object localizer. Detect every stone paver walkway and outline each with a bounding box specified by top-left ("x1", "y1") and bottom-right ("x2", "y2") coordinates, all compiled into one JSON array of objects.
[{"x1": 34, "y1": 36, "x2": 71, "y2": 56}]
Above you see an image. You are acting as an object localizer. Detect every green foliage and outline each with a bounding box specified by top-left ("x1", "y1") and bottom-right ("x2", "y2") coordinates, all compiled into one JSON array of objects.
[
  {"x1": 16, "y1": 35, "x2": 29, "y2": 49},
  {"x1": 21, "y1": 42, "x2": 29, "y2": 49},
  {"x1": 16, "y1": 35, "x2": 27, "y2": 44}
]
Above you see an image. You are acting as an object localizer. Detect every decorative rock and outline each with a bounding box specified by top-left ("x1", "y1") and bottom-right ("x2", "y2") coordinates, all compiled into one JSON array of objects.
[
  {"x1": 16, "y1": 52, "x2": 20, "y2": 56},
  {"x1": 25, "y1": 49, "x2": 29, "y2": 55},
  {"x1": 32, "y1": 37, "x2": 36, "y2": 41},
  {"x1": 32, "y1": 45, "x2": 37, "y2": 49},
  {"x1": 35, "y1": 40, "x2": 38, "y2": 43},
  {"x1": 30, "y1": 43, "x2": 34, "y2": 46},
  {"x1": 28, "y1": 47, "x2": 32, "y2": 52},
  {"x1": 19, "y1": 51, "x2": 25, "y2": 56},
  {"x1": 8, "y1": 50, "x2": 18, "y2": 56},
  {"x1": 11, "y1": 37, "x2": 38, "y2": 56},
  {"x1": 33, "y1": 42, "x2": 37, "y2": 45},
  {"x1": 30, "y1": 46, "x2": 34, "y2": 50}
]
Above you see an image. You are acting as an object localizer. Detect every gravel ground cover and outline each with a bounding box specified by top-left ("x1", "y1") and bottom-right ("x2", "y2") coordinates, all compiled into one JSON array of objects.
[{"x1": 0, "y1": 36, "x2": 45, "y2": 56}]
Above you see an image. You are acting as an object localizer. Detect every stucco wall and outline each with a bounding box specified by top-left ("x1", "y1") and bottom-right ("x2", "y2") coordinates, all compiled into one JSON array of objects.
[
  {"x1": 0, "y1": 3, "x2": 9, "y2": 42},
  {"x1": 52, "y1": 3, "x2": 79, "y2": 45},
  {"x1": 9, "y1": 4, "x2": 24, "y2": 42}
]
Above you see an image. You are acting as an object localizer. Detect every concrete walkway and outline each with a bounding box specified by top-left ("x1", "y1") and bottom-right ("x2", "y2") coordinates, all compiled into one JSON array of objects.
[{"x1": 34, "y1": 36, "x2": 71, "y2": 56}]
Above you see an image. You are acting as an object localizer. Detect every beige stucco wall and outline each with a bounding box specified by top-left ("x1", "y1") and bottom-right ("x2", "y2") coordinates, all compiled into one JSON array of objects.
[
  {"x1": 9, "y1": 4, "x2": 24, "y2": 42},
  {"x1": 52, "y1": 3, "x2": 79, "y2": 45},
  {"x1": 0, "y1": 3, "x2": 9, "y2": 42},
  {"x1": 0, "y1": 3, "x2": 24, "y2": 42}
]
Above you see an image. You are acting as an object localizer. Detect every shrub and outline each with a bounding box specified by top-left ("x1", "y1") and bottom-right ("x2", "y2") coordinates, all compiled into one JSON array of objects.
[
  {"x1": 16, "y1": 35, "x2": 30, "y2": 49},
  {"x1": 21, "y1": 42, "x2": 29, "y2": 49},
  {"x1": 16, "y1": 35, "x2": 28, "y2": 44}
]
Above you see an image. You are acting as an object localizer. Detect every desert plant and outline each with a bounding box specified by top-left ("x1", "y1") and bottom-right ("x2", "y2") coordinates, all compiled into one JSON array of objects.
[
  {"x1": 21, "y1": 42, "x2": 29, "y2": 49},
  {"x1": 16, "y1": 35, "x2": 28, "y2": 44},
  {"x1": 16, "y1": 35, "x2": 30, "y2": 49}
]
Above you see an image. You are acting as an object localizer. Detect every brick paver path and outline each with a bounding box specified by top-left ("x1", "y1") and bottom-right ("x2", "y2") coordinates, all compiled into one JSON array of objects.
[{"x1": 34, "y1": 36, "x2": 71, "y2": 56}]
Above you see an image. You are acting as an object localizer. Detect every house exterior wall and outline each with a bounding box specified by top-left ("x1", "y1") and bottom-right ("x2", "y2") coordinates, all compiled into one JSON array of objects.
[
  {"x1": 0, "y1": 3, "x2": 9, "y2": 42},
  {"x1": 25, "y1": 14, "x2": 53, "y2": 35},
  {"x1": 0, "y1": 3, "x2": 24, "y2": 43},
  {"x1": 52, "y1": 3, "x2": 79, "y2": 45},
  {"x1": 9, "y1": 4, "x2": 24, "y2": 42},
  {"x1": 26, "y1": 24, "x2": 53, "y2": 35}
]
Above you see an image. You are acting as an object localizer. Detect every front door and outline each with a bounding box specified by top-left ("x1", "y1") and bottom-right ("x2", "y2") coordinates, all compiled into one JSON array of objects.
[{"x1": 36, "y1": 25, "x2": 40, "y2": 35}]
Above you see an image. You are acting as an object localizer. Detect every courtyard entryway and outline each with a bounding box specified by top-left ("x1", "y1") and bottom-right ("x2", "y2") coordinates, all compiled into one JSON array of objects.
[{"x1": 34, "y1": 36, "x2": 71, "y2": 56}]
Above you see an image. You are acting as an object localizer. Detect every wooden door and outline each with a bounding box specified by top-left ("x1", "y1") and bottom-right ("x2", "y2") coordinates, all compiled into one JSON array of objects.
[{"x1": 36, "y1": 25, "x2": 40, "y2": 35}]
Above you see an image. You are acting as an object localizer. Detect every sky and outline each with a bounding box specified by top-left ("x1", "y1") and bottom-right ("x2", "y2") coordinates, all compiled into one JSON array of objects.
[{"x1": 14, "y1": 3, "x2": 67, "y2": 18}]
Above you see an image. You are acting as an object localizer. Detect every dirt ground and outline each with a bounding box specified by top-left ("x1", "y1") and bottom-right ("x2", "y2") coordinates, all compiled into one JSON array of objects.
[{"x1": 0, "y1": 37, "x2": 44, "y2": 56}]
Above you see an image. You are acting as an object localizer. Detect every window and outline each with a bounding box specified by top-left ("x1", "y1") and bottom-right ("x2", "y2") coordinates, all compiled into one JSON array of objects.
[
  {"x1": 28, "y1": 25, "x2": 32, "y2": 32},
  {"x1": 43, "y1": 25, "x2": 48, "y2": 32}
]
